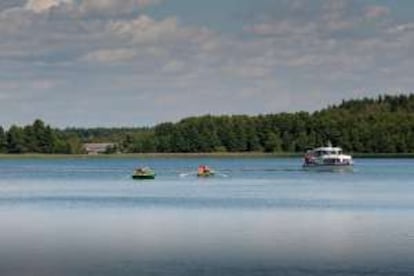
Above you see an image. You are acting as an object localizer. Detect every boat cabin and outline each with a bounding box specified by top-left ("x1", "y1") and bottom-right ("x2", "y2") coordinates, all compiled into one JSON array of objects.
[{"x1": 311, "y1": 147, "x2": 343, "y2": 156}]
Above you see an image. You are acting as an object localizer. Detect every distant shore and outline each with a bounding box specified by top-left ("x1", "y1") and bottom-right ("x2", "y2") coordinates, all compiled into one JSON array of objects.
[
  {"x1": 1, "y1": 152, "x2": 414, "y2": 159},
  {"x1": 0, "y1": 152, "x2": 298, "y2": 159}
]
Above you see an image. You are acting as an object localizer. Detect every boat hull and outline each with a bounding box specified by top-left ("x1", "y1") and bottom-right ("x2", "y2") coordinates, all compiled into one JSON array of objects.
[
  {"x1": 197, "y1": 172, "x2": 215, "y2": 177},
  {"x1": 132, "y1": 174, "x2": 156, "y2": 180},
  {"x1": 303, "y1": 164, "x2": 353, "y2": 172}
]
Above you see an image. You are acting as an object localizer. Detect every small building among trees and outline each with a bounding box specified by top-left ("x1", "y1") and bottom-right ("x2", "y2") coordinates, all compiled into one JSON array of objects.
[{"x1": 83, "y1": 143, "x2": 117, "y2": 155}]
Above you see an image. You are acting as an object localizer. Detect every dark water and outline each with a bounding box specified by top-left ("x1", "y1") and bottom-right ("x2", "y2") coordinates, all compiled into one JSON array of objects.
[{"x1": 0, "y1": 157, "x2": 414, "y2": 275}]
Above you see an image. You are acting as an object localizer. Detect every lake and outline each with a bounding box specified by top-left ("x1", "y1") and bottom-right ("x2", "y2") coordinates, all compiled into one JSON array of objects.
[{"x1": 0, "y1": 157, "x2": 413, "y2": 275}]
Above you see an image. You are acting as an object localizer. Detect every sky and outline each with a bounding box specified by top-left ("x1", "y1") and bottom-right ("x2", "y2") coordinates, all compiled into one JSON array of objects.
[{"x1": 0, "y1": 0, "x2": 413, "y2": 128}]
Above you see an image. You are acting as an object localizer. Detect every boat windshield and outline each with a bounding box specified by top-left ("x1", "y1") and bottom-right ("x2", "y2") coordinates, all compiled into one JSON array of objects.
[
  {"x1": 315, "y1": 150, "x2": 341, "y2": 155},
  {"x1": 313, "y1": 148, "x2": 345, "y2": 156}
]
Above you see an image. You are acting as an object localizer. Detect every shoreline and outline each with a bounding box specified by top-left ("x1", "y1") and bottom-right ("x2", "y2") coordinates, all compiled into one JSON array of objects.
[
  {"x1": 0, "y1": 152, "x2": 298, "y2": 159},
  {"x1": 1, "y1": 152, "x2": 414, "y2": 159}
]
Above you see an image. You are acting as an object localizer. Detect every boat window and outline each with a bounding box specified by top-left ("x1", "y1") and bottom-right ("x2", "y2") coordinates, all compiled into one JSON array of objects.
[
  {"x1": 324, "y1": 159, "x2": 333, "y2": 164},
  {"x1": 324, "y1": 158, "x2": 340, "y2": 165}
]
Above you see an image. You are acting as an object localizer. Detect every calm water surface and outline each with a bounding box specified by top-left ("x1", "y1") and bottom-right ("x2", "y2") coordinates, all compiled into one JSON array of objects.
[{"x1": 0, "y1": 157, "x2": 414, "y2": 275}]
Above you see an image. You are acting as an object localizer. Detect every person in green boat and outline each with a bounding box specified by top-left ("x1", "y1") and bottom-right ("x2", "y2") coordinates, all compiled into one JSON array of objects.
[
  {"x1": 136, "y1": 167, "x2": 149, "y2": 174},
  {"x1": 132, "y1": 167, "x2": 156, "y2": 179}
]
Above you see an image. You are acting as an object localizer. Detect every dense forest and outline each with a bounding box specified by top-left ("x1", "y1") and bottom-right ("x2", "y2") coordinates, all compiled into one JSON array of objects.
[{"x1": 1, "y1": 94, "x2": 414, "y2": 154}]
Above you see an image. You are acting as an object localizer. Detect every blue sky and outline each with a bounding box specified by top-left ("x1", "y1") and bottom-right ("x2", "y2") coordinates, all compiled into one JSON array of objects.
[{"x1": 0, "y1": 0, "x2": 413, "y2": 128}]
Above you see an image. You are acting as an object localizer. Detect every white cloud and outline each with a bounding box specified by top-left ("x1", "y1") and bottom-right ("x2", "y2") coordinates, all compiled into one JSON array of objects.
[
  {"x1": 79, "y1": 0, "x2": 162, "y2": 16},
  {"x1": 25, "y1": 0, "x2": 71, "y2": 13},
  {"x1": 21, "y1": 0, "x2": 163, "y2": 17},
  {"x1": 388, "y1": 23, "x2": 414, "y2": 34},
  {"x1": 244, "y1": 20, "x2": 317, "y2": 36},
  {"x1": 25, "y1": 0, "x2": 59, "y2": 12},
  {"x1": 109, "y1": 15, "x2": 179, "y2": 44},
  {"x1": 242, "y1": 1, "x2": 410, "y2": 74},
  {"x1": 81, "y1": 48, "x2": 137, "y2": 63}
]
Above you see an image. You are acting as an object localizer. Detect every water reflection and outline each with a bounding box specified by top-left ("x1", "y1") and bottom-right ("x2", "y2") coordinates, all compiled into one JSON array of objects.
[{"x1": 1, "y1": 208, "x2": 413, "y2": 275}]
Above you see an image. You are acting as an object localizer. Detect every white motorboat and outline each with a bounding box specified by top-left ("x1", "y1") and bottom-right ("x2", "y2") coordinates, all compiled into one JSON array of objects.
[{"x1": 303, "y1": 145, "x2": 353, "y2": 171}]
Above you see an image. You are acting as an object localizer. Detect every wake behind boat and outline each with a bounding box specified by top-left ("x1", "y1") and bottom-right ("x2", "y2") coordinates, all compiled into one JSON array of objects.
[{"x1": 303, "y1": 145, "x2": 353, "y2": 171}]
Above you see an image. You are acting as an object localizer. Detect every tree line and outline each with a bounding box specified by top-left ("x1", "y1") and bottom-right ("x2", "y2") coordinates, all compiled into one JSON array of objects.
[
  {"x1": 1, "y1": 94, "x2": 414, "y2": 154},
  {"x1": 0, "y1": 119, "x2": 83, "y2": 154}
]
